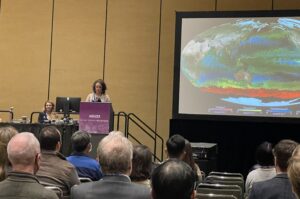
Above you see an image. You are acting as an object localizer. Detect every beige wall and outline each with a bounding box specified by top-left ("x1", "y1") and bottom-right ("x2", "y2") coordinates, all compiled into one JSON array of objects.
[{"x1": 0, "y1": 0, "x2": 300, "y2": 159}]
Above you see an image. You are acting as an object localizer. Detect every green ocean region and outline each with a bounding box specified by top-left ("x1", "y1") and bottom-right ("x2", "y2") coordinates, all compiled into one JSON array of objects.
[{"x1": 181, "y1": 18, "x2": 300, "y2": 99}]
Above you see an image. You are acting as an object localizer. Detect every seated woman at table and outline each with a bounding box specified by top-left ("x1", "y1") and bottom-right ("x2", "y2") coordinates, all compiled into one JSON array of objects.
[
  {"x1": 38, "y1": 101, "x2": 58, "y2": 123},
  {"x1": 86, "y1": 79, "x2": 110, "y2": 103}
]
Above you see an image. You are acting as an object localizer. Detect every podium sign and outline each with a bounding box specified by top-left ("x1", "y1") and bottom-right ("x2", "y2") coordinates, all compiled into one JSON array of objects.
[{"x1": 79, "y1": 102, "x2": 113, "y2": 134}]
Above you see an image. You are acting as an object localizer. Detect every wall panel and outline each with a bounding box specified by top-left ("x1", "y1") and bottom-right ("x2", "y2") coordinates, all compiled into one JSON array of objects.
[
  {"x1": 0, "y1": 0, "x2": 52, "y2": 120},
  {"x1": 50, "y1": 0, "x2": 106, "y2": 102},
  {"x1": 105, "y1": 0, "x2": 160, "y2": 133},
  {"x1": 274, "y1": 0, "x2": 300, "y2": 9},
  {"x1": 157, "y1": 0, "x2": 215, "y2": 158},
  {"x1": 217, "y1": 0, "x2": 272, "y2": 10}
]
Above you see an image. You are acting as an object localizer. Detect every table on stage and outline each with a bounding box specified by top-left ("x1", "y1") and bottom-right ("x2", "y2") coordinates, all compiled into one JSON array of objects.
[{"x1": 0, "y1": 123, "x2": 78, "y2": 156}]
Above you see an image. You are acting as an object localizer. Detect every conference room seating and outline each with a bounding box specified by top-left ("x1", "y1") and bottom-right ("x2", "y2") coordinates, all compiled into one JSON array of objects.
[
  {"x1": 79, "y1": 177, "x2": 92, "y2": 183},
  {"x1": 209, "y1": 171, "x2": 243, "y2": 178},
  {"x1": 37, "y1": 174, "x2": 69, "y2": 199},
  {"x1": 30, "y1": 111, "x2": 42, "y2": 123},
  {"x1": 197, "y1": 183, "x2": 242, "y2": 199},
  {"x1": 196, "y1": 193, "x2": 238, "y2": 199},
  {"x1": 205, "y1": 175, "x2": 245, "y2": 194},
  {"x1": 45, "y1": 186, "x2": 63, "y2": 199}
]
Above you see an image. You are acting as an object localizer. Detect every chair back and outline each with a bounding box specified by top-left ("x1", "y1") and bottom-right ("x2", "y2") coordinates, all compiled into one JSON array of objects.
[
  {"x1": 30, "y1": 111, "x2": 42, "y2": 123},
  {"x1": 37, "y1": 174, "x2": 69, "y2": 198},
  {"x1": 45, "y1": 186, "x2": 63, "y2": 199},
  {"x1": 205, "y1": 175, "x2": 244, "y2": 193},
  {"x1": 197, "y1": 183, "x2": 242, "y2": 199},
  {"x1": 79, "y1": 177, "x2": 92, "y2": 183},
  {"x1": 196, "y1": 193, "x2": 238, "y2": 199},
  {"x1": 209, "y1": 171, "x2": 243, "y2": 178}
]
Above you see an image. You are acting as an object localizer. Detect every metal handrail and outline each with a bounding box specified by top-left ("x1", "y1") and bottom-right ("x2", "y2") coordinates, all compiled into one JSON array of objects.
[
  {"x1": 113, "y1": 112, "x2": 164, "y2": 162},
  {"x1": 0, "y1": 110, "x2": 14, "y2": 121},
  {"x1": 114, "y1": 111, "x2": 128, "y2": 136},
  {"x1": 127, "y1": 113, "x2": 164, "y2": 162}
]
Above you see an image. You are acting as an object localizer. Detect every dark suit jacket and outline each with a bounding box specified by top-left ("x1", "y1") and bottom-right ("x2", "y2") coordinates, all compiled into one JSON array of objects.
[
  {"x1": 248, "y1": 173, "x2": 296, "y2": 199},
  {"x1": 71, "y1": 174, "x2": 151, "y2": 199},
  {"x1": 38, "y1": 112, "x2": 47, "y2": 123}
]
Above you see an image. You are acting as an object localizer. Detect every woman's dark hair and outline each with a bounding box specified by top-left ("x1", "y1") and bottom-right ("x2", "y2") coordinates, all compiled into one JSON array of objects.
[
  {"x1": 130, "y1": 145, "x2": 152, "y2": 181},
  {"x1": 92, "y1": 79, "x2": 107, "y2": 94},
  {"x1": 182, "y1": 139, "x2": 198, "y2": 179},
  {"x1": 256, "y1": 141, "x2": 274, "y2": 166}
]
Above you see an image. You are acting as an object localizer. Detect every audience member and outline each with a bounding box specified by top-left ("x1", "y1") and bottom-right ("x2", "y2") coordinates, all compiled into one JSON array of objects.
[
  {"x1": 71, "y1": 131, "x2": 151, "y2": 199},
  {"x1": 0, "y1": 126, "x2": 18, "y2": 181},
  {"x1": 38, "y1": 101, "x2": 58, "y2": 123},
  {"x1": 37, "y1": 126, "x2": 80, "y2": 196},
  {"x1": 182, "y1": 139, "x2": 202, "y2": 182},
  {"x1": 130, "y1": 144, "x2": 152, "y2": 188},
  {"x1": 248, "y1": 139, "x2": 298, "y2": 199},
  {"x1": 86, "y1": 79, "x2": 110, "y2": 102},
  {"x1": 245, "y1": 141, "x2": 276, "y2": 194},
  {"x1": 292, "y1": 145, "x2": 300, "y2": 157},
  {"x1": 151, "y1": 159, "x2": 196, "y2": 199},
  {"x1": 67, "y1": 130, "x2": 102, "y2": 181},
  {"x1": 166, "y1": 134, "x2": 186, "y2": 159},
  {"x1": 0, "y1": 132, "x2": 58, "y2": 199},
  {"x1": 288, "y1": 156, "x2": 300, "y2": 199}
]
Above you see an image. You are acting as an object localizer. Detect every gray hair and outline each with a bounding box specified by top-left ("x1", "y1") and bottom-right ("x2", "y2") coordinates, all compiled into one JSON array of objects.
[
  {"x1": 7, "y1": 132, "x2": 40, "y2": 166},
  {"x1": 97, "y1": 131, "x2": 133, "y2": 174}
]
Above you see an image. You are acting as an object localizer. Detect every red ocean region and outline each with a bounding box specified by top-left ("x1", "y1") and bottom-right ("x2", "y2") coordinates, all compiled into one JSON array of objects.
[{"x1": 200, "y1": 87, "x2": 300, "y2": 99}]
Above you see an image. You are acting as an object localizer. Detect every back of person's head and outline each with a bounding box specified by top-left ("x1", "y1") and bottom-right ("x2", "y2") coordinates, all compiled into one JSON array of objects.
[
  {"x1": 39, "y1": 126, "x2": 61, "y2": 151},
  {"x1": 288, "y1": 156, "x2": 300, "y2": 199},
  {"x1": 256, "y1": 141, "x2": 274, "y2": 166},
  {"x1": 273, "y1": 139, "x2": 298, "y2": 171},
  {"x1": 182, "y1": 139, "x2": 196, "y2": 169},
  {"x1": 130, "y1": 144, "x2": 152, "y2": 181},
  {"x1": 7, "y1": 132, "x2": 40, "y2": 171},
  {"x1": 151, "y1": 159, "x2": 196, "y2": 199},
  {"x1": 166, "y1": 134, "x2": 186, "y2": 159},
  {"x1": 97, "y1": 131, "x2": 133, "y2": 174},
  {"x1": 0, "y1": 126, "x2": 18, "y2": 145},
  {"x1": 71, "y1": 131, "x2": 91, "y2": 153},
  {"x1": 293, "y1": 145, "x2": 300, "y2": 157},
  {"x1": 0, "y1": 126, "x2": 18, "y2": 180}
]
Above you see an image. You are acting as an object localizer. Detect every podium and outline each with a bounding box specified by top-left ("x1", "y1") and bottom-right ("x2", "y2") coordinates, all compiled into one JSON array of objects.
[
  {"x1": 79, "y1": 102, "x2": 114, "y2": 134},
  {"x1": 79, "y1": 102, "x2": 114, "y2": 158}
]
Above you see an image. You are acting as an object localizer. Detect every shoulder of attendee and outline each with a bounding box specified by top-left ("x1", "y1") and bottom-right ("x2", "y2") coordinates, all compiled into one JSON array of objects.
[{"x1": 43, "y1": 187, "x2": 60, "y2": 199}]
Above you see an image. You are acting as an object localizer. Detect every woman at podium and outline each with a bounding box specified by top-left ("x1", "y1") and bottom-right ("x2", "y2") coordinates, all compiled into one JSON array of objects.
[
  {"x1": 38, "y1": 101, "x2": 58, "y2": 123},
  {"x1": 86, "y1": 79, "x2": 111, "y2": 103}
]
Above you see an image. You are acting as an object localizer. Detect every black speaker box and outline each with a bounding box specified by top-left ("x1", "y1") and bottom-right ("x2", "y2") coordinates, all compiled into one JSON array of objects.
[{"x1": 191, "y1": 142, "x2": 218, "y2": 175}]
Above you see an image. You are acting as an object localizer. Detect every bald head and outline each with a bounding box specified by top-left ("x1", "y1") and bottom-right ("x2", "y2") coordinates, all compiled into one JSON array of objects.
[
  {"x1": 7, "y1": 132, "x2": 40, "y2": 169},
  {"x1": 97, "y1": 131, "x2": 133, "y2": 174}
]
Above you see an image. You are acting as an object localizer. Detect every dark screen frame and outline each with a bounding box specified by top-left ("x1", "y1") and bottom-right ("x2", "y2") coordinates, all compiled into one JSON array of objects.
[
  {"x1": 172, "y1": 10, "x2": 300, "y2": 123},
  {"x1": 55, "y1": 97, "x2": 81, "y2": 115}
]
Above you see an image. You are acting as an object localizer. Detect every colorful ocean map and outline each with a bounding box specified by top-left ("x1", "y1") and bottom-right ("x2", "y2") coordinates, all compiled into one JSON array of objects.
[{"x1": 181, "y1": 18, "x2": 300, "y2": 107}]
